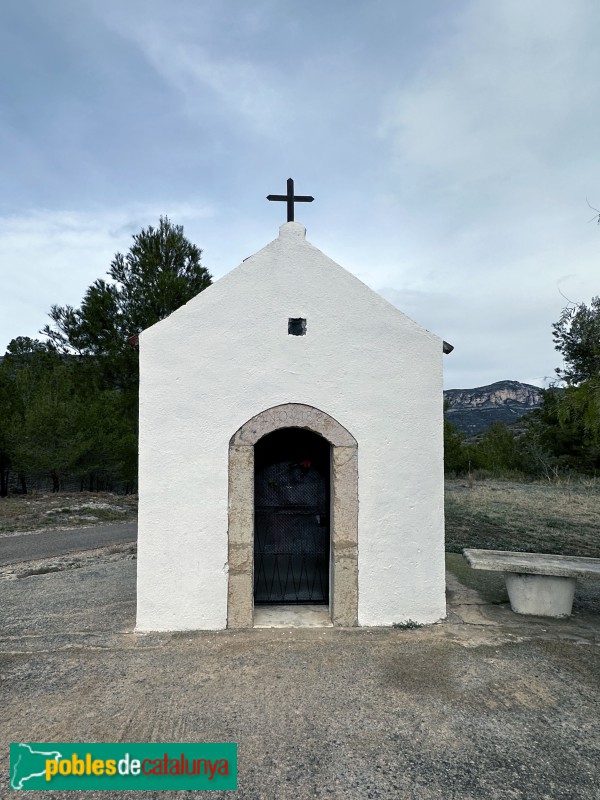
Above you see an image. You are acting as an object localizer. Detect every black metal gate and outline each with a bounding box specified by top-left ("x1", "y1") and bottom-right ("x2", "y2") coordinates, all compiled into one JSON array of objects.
[{"x1": 254, "y1": 428, "x2": 330, "y2": 604}]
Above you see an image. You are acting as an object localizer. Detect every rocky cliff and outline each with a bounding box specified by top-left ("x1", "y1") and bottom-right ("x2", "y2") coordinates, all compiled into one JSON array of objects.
[{"x1": 444, "y1": 380, "x2": 543, "y2": 437}]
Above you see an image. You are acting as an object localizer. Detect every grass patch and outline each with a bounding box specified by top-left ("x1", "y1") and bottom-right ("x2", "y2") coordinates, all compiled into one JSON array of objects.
[
  {"x1": 445, "y1": 553, "x2": 509, "y2": 604},
  {"x1": 445, "y1": 478, "x2": 600, "y2": 557},
  {"x1": 392, "y1": 619, "x2": 423, "y2": 630}
]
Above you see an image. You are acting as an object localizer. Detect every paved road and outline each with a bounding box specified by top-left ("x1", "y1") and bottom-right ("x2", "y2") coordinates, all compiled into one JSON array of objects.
[{"x1": 0, "y1": 522, "x2": 137, "y2": 566}]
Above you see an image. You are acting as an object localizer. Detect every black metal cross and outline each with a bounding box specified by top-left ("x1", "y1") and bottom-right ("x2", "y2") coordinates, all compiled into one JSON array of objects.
[{"x1": 267, "y1": 178, "x2": 314, "y2": 222}]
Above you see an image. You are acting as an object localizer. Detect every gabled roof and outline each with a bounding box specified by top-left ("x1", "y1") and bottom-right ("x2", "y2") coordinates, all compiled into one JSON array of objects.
[{"x1": 140, "y1": 222, "x2": 452, "y2": 355}]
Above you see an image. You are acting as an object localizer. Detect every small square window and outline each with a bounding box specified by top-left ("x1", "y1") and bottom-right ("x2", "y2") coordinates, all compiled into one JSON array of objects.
[{"x1": 288, "y1": 318, "x2": 307, "y2": 336}]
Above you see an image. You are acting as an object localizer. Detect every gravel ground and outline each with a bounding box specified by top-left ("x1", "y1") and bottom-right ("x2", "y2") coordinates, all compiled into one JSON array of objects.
[{"x1": 1, "y1": 553, "x2": 599, "y2": 799}]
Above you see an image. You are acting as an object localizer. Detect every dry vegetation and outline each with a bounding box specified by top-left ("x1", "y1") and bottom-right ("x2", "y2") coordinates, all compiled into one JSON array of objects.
[
  {"x1": 445, "y1": 477, "x2": 600, "y2": 558},
  {"x1": 0, "y1": 492, "x2": 138, "y2": 535},
  {"x1": 1, "y1": 479, "x2": 599, "y2": 560}
]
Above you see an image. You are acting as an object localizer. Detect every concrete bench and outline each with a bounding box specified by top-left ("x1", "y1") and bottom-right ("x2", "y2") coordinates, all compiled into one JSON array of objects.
[{"x1": 462, "y1": 548, "x2": 600, "y2": 618}]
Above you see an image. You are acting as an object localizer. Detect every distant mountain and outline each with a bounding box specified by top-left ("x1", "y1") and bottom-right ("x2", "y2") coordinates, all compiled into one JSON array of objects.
[{"x1": 444, "y1": 380, "x2": 544, "y2": 437}]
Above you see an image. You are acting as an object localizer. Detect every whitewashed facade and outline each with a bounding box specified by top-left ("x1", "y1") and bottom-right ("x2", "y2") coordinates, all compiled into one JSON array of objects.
[{"x1": 136, "y1": 222, "x2": 446, "y2": 631}]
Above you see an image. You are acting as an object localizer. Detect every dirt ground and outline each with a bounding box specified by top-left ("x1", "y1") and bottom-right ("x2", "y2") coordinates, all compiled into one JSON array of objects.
[
  {"x1": 1, "y1": 549, "x2": 599, "y2": 799},
  {"x1": 2, "y1": 482, "x2": 599, "y2": 797}
]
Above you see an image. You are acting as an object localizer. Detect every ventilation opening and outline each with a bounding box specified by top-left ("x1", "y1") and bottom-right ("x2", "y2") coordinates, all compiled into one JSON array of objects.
[{"x1": 288, "y1": 318, "x2": 306, "y2": 336}]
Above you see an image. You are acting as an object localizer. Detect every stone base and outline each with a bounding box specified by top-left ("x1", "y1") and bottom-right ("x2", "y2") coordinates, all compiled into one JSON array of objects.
[
  {"x1": 254, "y1": 605, "x2": 332, "y2": 628},
  {"x1": 505, "y1": 573, "x2": 577, "y2": 618}
]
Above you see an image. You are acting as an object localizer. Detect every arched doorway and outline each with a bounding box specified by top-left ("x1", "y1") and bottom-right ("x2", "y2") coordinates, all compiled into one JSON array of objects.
[
  {"x1": 254, "y1": 428, "x2": 330, "y2": 604},
  {"x1": 227, "y1": 403, "x2": 358, "y2": 628}
]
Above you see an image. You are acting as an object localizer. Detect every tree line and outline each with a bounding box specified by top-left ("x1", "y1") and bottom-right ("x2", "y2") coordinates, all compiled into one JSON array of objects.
[
  {"x1": 0, "y1": 217, "x2": 212, "y2": 495},
  {"x1": 444, "y1": 297, "x2": 600, "y2": 478},
  {"x1": 1, "y1": 213, "x2": 598, "y2": 493}
]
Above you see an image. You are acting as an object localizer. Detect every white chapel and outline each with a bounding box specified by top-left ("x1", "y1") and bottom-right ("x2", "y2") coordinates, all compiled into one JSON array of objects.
[{"x1": 136, "y1": 213, "x2": 448, "y2": 631}]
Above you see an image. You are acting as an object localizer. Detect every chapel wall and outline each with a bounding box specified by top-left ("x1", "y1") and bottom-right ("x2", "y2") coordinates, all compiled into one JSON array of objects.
[{"x1": 136, "y1": 224, "x2": 446, "y2": 631}]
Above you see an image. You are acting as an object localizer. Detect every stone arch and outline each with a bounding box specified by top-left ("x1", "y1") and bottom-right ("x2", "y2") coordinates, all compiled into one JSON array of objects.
[{"x1": 227, "y1": 403, "x2": 358, "y2": 628}]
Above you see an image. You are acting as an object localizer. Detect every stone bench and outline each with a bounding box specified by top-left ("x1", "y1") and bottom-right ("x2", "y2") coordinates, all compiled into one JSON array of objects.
[{"x1": 462, "y1": 548, "x2": 600, "y2": 618}]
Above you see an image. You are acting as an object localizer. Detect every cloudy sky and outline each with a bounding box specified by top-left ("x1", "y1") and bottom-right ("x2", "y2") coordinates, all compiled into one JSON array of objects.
[{"x1": 1, "y1": 0, "x2": 599, "y2": 389}]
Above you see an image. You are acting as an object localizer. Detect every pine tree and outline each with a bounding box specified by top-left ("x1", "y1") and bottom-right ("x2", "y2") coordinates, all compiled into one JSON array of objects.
[
  {"x1": 42, "y1": 216, "x2": 211, "y2": 395},
  {"x1": 39, "y1": 217, "x2": 212, "y2": 487}
]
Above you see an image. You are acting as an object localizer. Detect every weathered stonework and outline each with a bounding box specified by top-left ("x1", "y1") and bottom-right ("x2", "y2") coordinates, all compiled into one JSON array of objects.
[
  {"x1": 227, "y1": 403, "x2": 358, "y2": 628},
  {"x1": 231, "y1": 403, "x2": 357, "y2": 448}
]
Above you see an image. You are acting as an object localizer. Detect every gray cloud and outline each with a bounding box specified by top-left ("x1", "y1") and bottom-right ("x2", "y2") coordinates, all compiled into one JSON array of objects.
[{"x1": 1, "y1": 0, "x2": 599, "y2": 392}]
